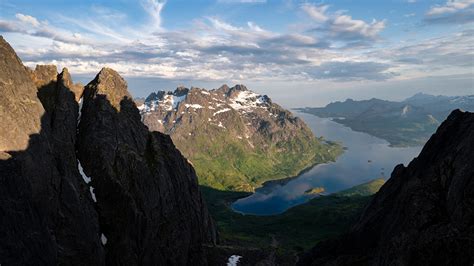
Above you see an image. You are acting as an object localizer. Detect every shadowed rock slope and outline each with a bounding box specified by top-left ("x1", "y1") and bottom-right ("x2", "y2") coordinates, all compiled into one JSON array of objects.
[
  {"x1": 0, "y1": 36, "x2": 216, "y2": 265},
  {"x1": 78, "y1": 67, "x2": 217, "y2": 265},
  {"x1": 0, "y1": 36, "x2": 104, "y2": 265},
  {"x1": 299, "y1": 109, "x2": 474, "y2": 266}
]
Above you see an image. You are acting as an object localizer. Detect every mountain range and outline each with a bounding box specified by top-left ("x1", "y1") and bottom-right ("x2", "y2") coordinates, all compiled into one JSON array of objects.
[
  {"x1": 138, "y1": 85, "x2": 342, "y2": 191},
  {"x1": 298, "y1": 93, "x2": 474, "y2": 146},
  {"x1": 1, "y1": 34, "x2": 473, "y2": 265}
]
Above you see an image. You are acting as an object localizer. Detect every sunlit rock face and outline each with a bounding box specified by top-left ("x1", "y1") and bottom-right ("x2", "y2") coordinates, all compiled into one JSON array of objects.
[
  {"x1": 0, "y1": 36, "x2": 44, "y2": 152},
  {"x1": 139, "y1": 84, "x2": 340, "y2": 191}
]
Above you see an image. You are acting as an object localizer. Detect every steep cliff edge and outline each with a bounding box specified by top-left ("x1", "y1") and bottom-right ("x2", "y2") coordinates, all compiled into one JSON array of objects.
[
  {"x1": 77, "y1": 67, "x2": 217, "y2": 265},
  {"x1": 0, "y1": 36, "x2": 104, "y2": 265},
  {"x1": 1, "y1": 36, "x2": 216, "y2": 265},
  {"x1": 299, "y1": 109, "x2": 474, "y2": 265}
]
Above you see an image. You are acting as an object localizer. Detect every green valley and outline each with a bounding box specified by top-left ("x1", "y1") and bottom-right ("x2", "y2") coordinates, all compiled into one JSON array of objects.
[{"x1": 201, "y1": 178, "x2": 385, "y2": 252}]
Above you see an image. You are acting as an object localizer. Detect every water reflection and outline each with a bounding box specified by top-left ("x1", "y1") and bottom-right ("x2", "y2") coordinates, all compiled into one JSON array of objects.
[{"x1": 232, "y1": 112, "x2": 422, "y2": 215}]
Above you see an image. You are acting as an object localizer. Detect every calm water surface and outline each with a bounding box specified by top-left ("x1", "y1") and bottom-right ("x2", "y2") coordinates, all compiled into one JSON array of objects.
[{"x1": 231, "y1": 112, "x2": 423, "y2": 215}]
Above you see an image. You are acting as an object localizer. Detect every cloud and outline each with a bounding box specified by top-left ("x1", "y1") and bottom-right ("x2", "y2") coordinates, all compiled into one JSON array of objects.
[
  {"x1": 425, "y1": 0, "x2": 474, "y2": 24},
  {"x1": 368, "y1": 29, "x2": 474, "y2": 78},
  {"x1": 302, "y1": 3, "x2": 385, "y2": 46},
  {"x1": 15, "y1": 13, "x2": 40, "y2": 27},
  {"x1": 142, "y1": 0, "x2": 166, "y2": 31},
  {"x1": 1, "y1": 14, "x2": 89, "y2": 45},
  {"x1": 329, "y1": 15, "x2": 385, "y2": 41},
  {"x1": 427, "y1": 0, "x2": 473, "y2": 15},
  {"x1": 301, "y1": 4, "x2": 329, "y2": 22},
  {"x1": 1, "y1": 0, "x2": 471, "y2": 85},
  {"x1": 307, "y1": 61, "x2": 396, "y2": 81}
]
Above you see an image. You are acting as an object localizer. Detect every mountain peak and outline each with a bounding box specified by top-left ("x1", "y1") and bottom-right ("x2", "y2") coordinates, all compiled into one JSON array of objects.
[
  {"x1": 139, "y1": 83, "x2": 339, "y2": 191},
  {"x1": 217, "y1": 84, "x2": 229, "y2": 91},
  {"x1": 85, "y1": 67, "x2": 131, "y2": 110},
  {"x1": 174, "y1": 86, "x2": 189, "y2": 96},
  {"x1": 58, "y1": 67, "x2": 84, "y2": 102},
  {"x1": 232, "y1": 84, "x2": 248, "y2": 91}
]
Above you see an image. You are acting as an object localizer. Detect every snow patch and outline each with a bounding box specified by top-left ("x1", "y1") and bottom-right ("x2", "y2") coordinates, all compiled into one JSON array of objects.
[
  {"x1": 77, "y1": 97, "x2": 84, "y2": 125},
  {"x1": 227, "y1": 255, "x2": 242, "y2": 266},
  {"x1": 90, "y1": 187, "x2": 97, "y2": 202},
  {"x1": 140, "y1": 92, "x2": 188, "y2": 112},
  {"x1": 213, "y1": 108, "x2": 231, "y2": 116},
  {"x1": 137, "y1": 104, "x2": 145, "y2": 111},
  {"x1": 200, "y1": 90, "x2": 210, "y2": 95},
  {"x1": 101, "y1": 234, "x2": 107, "y2": 245},
  {"x1": 229, "y1": 91, "x2": 267, "y2": 111},
  {"x1": 401, "y1": 105, "x2": 410, "y2": 116},
  {"x1": 185, "y1": 104, "x2": 203, "y2": 109},
  {"x1": 218, "y1": 121, "x2": 226, "y2": 129},
  {"x1": 78, "y1": 160, "x2": 91, "y2": 184}
]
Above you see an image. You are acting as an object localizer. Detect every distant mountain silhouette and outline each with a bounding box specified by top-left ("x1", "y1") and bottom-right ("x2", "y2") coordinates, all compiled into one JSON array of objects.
[{"x1": 298, "y1": 94, "x2": 474, "y2": 146}]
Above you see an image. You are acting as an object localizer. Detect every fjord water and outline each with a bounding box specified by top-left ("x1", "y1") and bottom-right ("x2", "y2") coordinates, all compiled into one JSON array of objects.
[{"x1": 232, "y1": 112, "x2": 423, "y2": 215}]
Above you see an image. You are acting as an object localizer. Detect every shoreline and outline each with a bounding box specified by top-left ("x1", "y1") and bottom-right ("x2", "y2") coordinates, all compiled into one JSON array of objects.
[
  {"x1": 296, "y1": 110, "x2": 428, "y2": 148},
  {"x1": 256, "y1": 160, "x2": 332, "y2": 194}
]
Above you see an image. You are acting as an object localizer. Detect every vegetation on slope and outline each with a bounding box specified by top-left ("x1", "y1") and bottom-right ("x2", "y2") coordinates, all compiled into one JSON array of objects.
[
  {"x1": 190, "y1": 133, "x2": 343, "y2": 192},
  {"x1": 141, "y1": 86, "x2": 343, "y2": 192},
  {"x1": 201, "y1": 178, "x2": 385, "y2": 252}
]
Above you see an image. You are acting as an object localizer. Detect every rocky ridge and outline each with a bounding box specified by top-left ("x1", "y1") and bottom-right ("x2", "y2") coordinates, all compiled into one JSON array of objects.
[
  {"x1": 299, "y1": 109, "x2": 474, "y2": 265},
  {"x1": 0, "y1": 36, "x2": 216, "y2": 265},
  {"x1": 139, "y1": 84, "x2": 342, "y2": 191}
]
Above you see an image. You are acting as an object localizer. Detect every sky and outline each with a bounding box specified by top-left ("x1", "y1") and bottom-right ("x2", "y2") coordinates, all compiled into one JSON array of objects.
[{"x1": 0, "y1": 0, "x2": 473, "y2": 107}]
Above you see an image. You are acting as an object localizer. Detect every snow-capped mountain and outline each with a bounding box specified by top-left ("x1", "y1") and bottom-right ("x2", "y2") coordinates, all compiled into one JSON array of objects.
[{"x1": 139, "y1": 84, "x2": 342, "y2": 191}]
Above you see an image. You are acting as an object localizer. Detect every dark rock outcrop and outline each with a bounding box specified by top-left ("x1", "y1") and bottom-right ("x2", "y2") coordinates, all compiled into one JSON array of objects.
[
  {"x1": 0, "y1": 36, "x2": 104, "y2": 265},
  {"x1": 299, "y1": 109, "x2": 474, "y2": 266},
  {"x1": 1, "y1": 36, "x2": 217, "y2": 265},
  {"x1": 77, "y1": 67, "x2": 217, "y2": 265}
]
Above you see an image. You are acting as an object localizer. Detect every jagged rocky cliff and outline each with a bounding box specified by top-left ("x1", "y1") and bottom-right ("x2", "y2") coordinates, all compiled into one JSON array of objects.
[
  {"x1": 139, "y1": 85, "x2": 342, "y2": 191},
  {"x1": 299, "y1": 109, "x2": 474, "y2": 265},
  {"x1": 0, "y1": 36, "x2": 216, "y2": 265}
]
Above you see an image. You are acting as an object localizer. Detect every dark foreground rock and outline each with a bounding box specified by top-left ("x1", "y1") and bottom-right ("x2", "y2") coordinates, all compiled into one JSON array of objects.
[
  {"x1": 299, "y1": 109, "x2": 474, "y2": 266},
  {"x1": 78, "y1": 67, "x2": 217, "y2": 265},
  {"x1": 0, "y1": 36, "x2": 216, "y2": 265},
  {"x1": 0, "y1": 36, "x2": 104, "y2": 265}
]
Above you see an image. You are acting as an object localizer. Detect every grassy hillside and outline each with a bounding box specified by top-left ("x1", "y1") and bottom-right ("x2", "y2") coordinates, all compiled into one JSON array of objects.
[
  {"x1": 188, "y1": 132, "x2": 343, "y2": 192},
  {"x1": 201, "y1": 178, "x2": 385, "y2": 252},
  {"x1": 141, "y1": 86, "x2": 344, "y2": 192},
  {"x1": 336, "y1": 178, "x2": 385, "y2": 197}
]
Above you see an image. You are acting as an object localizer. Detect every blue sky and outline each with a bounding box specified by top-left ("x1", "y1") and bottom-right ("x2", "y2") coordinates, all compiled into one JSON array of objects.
[{"x1": 0, "y1": 0, "x2": 473, "y2": 106}]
